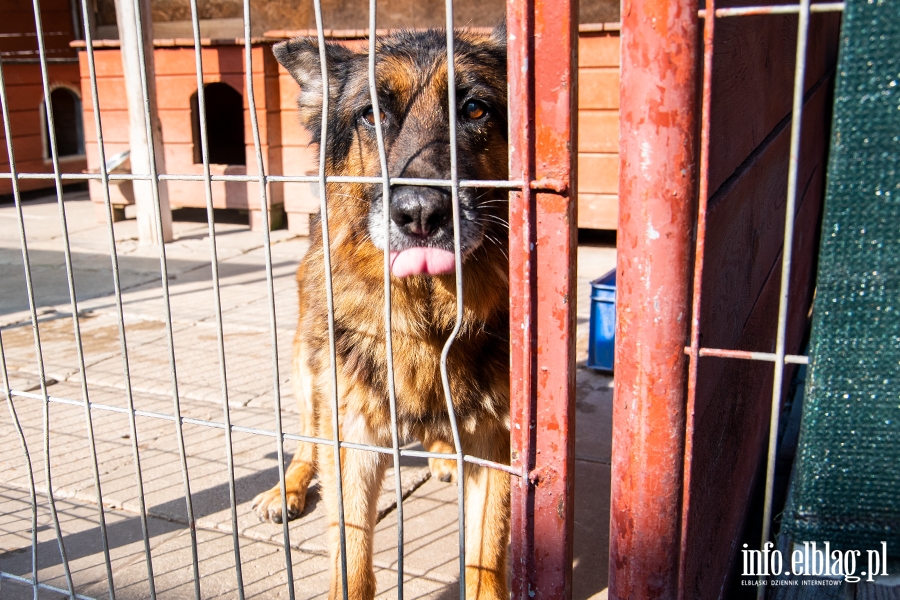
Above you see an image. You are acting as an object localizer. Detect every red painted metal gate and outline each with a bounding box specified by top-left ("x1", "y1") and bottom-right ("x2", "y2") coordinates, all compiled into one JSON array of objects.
[{"x1": 508, "y1": 0, "x2": 579, "y2": 597}]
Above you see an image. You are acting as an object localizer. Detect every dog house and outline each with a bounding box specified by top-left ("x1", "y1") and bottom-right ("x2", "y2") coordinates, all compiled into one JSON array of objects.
[
  {"x1": 0, "y1": 0, "x2": 86, "y2": 197},
  {"x1": 74, "y1": 38, "x2": 293, "y2": 230},
  {"x1": 74, "y1": 6, "x2": 620, "y2": 232}
]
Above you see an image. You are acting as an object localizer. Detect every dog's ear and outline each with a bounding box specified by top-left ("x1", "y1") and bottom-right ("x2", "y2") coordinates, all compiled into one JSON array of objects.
[
  {"x1": 491, "y1": 19, "x2": 507, "y2": 49},
  {"x1": 273, "y1": 37, "x2": 353, "y2": 131}
]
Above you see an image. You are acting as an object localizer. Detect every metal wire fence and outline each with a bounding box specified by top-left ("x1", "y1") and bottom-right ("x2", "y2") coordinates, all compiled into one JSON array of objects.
[
  {"x1": 684, "y1": 1, "x2": 844, "y2": 598},
  {"x1": 0, "y1": 0, "x2": 565, "y2": 597}
]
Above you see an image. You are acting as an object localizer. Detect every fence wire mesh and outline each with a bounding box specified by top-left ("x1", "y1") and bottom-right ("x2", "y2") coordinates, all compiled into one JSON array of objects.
[
  {"x1": 0, "y1": 0, "x2": 527, "y2": 597},
  {"x1": 3, "y1": 0, "x2": 839, "y2": 596}
]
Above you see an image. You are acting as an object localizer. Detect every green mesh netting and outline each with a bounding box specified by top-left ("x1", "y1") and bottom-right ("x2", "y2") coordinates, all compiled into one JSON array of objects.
[{"x1": 780, "y1": 0, "x2": 899, "y2": 556}]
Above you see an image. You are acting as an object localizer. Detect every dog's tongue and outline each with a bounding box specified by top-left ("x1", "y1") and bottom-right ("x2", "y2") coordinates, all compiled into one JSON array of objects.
[{"x1": 390, "y1": 248, "x2": 456, "y2": 278}]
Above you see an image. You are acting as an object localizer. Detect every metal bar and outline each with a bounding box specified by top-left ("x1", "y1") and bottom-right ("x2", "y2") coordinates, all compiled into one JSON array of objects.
[
  {"x1": 0, "y1": 172, "x2": 526, "y2": 188},
  {"x1": 0, "y1": 31, "x2": 70, "y2": 36},
  {"x1": 784, "y1": 355, "x2": 809, "y2": 365},
  {"x1": 611, "y1": 0, "x2": 698, "y2": 594},
  {"x1": 758, "y1": 0, "x2": 811, "y2": 595},
  {"x1": 186, "y1": 0, "x2": 245, "y2": 596},
  {"x1": 76, "y1": 0, "x2": 158, "y2": 591},
  {"x1": 528, "y1": 0, "x2": 579, "y2": 595},
  {"x1": 365, "y1": 3, "x2": 405, "y2": 596},
  {"x1": 699, "y1": 2, "x2": 843, "y2": 16},
  {"x1": 0, "y1": 334, "x2": 40, "y2": 600},
  {"x1": 679, "y1": 0, "x2": 715, "y2": 594},
  {"x1": 68, "y1": 0, "x2": 82, "y2": 40},
  {"x1": 8, "y1": 387, "x2": 527, "y2": 476},
  {"x1": 438, "y1": 10, "x2": 468, "y2": 599},
  {"x1": 128, "y1": 0, "x2": 201, "y2": 594},
  {"x1": 239, "y1": 3, "x2": 297, "y2": 597},
  {"x1": 0, "y1": 57, "x2": 81, "y2": 63},
  {"x1": 310, "y1": 0, "x2": 350, "y2": 595},
  {"x1": 33, "y1": 0, "x2": 118, "y2": 595},
  {"x1": 507, "y1": 0, "x2": 537, "y2": 593},
  {"x1": 10, "y1": 3, "x2": 79, "y2": 593},
  {"x1": 508, "y1": 0, "x2": 579, "y2": 594},
  {"x1": 686, "y1": 347, "x2": 810, "y2": 364},
  {"x1": 81, "y1": 7, "x2": 130, "y2": 595},
  {"x1": 33, "y1": 4, "x2": 75, "y2": 588},
  {"x1": 0, "y1": 56, "x2": 41, "y2": 600}
]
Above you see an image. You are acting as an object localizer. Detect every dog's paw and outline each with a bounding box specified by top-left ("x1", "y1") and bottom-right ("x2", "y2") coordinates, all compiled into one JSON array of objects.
[
  {"x1": 428, "y1": 457, "x2": 457, "y2": 483},
  {"x1": 251, "y1": 487, "x2": 305, "y2": 524}
]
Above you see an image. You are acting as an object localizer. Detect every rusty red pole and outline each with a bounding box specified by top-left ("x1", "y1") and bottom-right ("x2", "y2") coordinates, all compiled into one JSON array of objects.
[
  {"x1": 609, "y1": 0, "x2": 699, "y2": 597},
  {"x1": 509, "y1": 0, "x2": 579, "y2": 596}
]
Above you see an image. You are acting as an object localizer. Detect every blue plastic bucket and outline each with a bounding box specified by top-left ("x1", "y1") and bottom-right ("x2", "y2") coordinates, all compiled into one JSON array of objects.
[{"x1": 587, "y1": 268, "x2": 616, "y2": 372}]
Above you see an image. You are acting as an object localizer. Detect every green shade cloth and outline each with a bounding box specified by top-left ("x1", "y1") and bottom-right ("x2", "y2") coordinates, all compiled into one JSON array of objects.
[{"x1": 780, "y1": 0, "x2": 899, "y2": 555}]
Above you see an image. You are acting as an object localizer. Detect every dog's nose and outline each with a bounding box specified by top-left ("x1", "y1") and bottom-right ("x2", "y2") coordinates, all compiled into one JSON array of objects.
[{"x1": 389, "y1": 187, "x2": 451, "y2": 239}]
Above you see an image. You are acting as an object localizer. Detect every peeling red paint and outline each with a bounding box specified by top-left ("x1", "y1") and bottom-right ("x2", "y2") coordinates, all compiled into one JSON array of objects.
[
  {"x1": 609, "y1": 0, "x2": 699, "y2": 597},
  {"x1": 509, "y1": 0, "x2": 578, "y2": 596}
]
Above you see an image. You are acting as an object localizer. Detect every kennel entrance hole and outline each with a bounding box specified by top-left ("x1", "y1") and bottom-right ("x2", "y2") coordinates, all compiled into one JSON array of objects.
[{"x1": 191, "y1": 82, "x2": 246, "y2": 166}]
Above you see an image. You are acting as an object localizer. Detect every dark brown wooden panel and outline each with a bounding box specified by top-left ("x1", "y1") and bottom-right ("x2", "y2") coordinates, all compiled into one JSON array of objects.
[
  {"x1": 707, "y1": 13, "x2": 841, "y2": 195},
  {"x1": 682, "y1": 69, "x2": 836, "y2": 600}
]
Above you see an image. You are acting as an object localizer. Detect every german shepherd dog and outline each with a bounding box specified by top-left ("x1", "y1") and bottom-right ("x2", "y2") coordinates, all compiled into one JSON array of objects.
[{"x1": 252, "y1": 25, "x2": 510, "y2": 599}]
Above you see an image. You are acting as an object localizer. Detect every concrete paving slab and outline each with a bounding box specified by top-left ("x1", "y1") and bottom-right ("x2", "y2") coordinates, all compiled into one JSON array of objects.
[
  {"x1": 1, "y1": 193, "x2": 303, "y2": 331},
  {"x1": 1, "y1": 317, "x2": 294, "y2": 410},
  {"x1": 0, "y1": 481, "x2": 184, "y2": 600},
  {"x1": 374, "y1": 477, "x2": 461, "y2": 584},
  {"x1": 0, "y1": 193, "x2": 250, "y2": 324},
  {"x1": 1, "y1": 369, "x2": 52, "y2": 394},
  {"x1": 1, "y1": 480, "x2": 331, "y2": 600},
  {"x1": 0, "y1": 478, "x2": 455, "y2": 600},
  {"x1": 76, "y1": 235, "x2": 305, "y2": 333},
  {"x1": 573, "y1": 461, "x2": 611, "y2": 600},
  {"x1": 1, "y1": 378, "x2": 436, "y2": 563},
  {"x1": 76, "y1": 320, "x2": 293, "y2": 408},
  {"x1": 575, "y1": 368, "x2": 613, "y2": 465},
  {"x1": 1, "y1": 311, "x2": 193, "y2": 387},
  {"x1": 1, "y1": 422, "x2": 450, "y2": 599}
]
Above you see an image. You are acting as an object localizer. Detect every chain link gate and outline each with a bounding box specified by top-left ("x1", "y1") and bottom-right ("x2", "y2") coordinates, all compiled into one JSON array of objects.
[{"x1": 0, "y1": 0, "x2": 578, "y2": 597}]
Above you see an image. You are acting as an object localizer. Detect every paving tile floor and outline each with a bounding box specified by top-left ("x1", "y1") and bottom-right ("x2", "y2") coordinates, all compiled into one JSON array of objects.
[{"x1": 0, "y1": 191, "x2": 614, "y2": 599}]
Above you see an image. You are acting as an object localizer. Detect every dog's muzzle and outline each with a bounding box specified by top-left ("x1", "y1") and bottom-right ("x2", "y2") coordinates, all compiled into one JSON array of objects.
[{"x1": 386, "y1": 186, "x2": 457, "y2": 278}]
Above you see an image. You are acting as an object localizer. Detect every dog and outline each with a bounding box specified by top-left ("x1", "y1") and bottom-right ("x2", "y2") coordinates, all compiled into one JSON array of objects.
[{"x1": 252, "y1": 25, "x2": 511, "y2": 599}]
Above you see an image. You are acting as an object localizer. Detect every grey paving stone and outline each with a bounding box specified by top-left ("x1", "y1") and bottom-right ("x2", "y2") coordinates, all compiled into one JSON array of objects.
[
  {"x1": 0, "y1": 378, "x2": 438, "y2": 573},
  {"x1": 573, "y1": 460, "x2": 611, "y2": 600},
  {"x1": 0, "y1": 481, "x2": 185, "y2": 600},
  {"x1": 374, "y1": 476, "x2": 461, "y2": 584},
  {"x1": 575, "y1": 368, "x2": 613, "y2": 465}
]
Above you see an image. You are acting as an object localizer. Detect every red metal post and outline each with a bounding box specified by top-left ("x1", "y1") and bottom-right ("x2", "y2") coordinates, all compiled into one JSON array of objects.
[
  {"x1": 509, "y1": 0, "x2": 579, "y2": 596},
  {"x1": 609, "y1": 0, "x2": 699, "y2": 597}
]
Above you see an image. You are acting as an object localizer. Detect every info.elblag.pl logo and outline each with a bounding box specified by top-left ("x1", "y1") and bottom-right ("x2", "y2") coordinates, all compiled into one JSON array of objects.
[{"x1": 742, "y1": 541, "x2": 890, "y2": 583}]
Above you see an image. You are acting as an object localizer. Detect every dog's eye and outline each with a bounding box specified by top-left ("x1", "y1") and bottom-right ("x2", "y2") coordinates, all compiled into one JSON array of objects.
[
  {"x1": 362, "y1": 106, "x2": 386, "y2": 127},
  {"x1": 462, "y1": 100, "x2": 487, "y2": 120}
]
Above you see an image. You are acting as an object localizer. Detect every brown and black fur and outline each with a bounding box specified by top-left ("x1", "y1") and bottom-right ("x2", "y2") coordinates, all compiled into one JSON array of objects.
[{"x1": 252, "y1": 26, "x2": 510, "y2": 599}]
